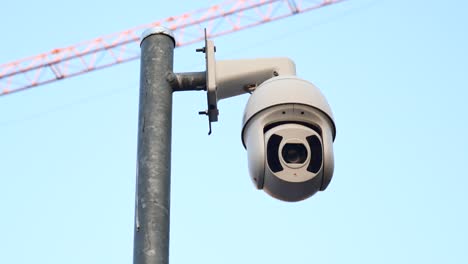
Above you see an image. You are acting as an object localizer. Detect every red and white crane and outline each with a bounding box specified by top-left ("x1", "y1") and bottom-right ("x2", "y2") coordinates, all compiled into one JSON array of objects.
[{"x1": 0, "y1": 0, "x2": 344, "y2": 96}]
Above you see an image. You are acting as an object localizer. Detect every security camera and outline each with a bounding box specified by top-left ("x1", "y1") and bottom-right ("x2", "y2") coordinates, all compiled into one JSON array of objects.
[
  {"x1": 194, "y1": 40, "x2": 336, "y2": 201},
  {"x1": 241, "y1": 76, "x2": 336, "y2": 202}
]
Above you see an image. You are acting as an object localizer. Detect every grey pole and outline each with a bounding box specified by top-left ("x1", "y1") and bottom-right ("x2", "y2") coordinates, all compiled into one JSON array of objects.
[{"x1": 134, "y1": 27, "x2": 175, "y2": 264}]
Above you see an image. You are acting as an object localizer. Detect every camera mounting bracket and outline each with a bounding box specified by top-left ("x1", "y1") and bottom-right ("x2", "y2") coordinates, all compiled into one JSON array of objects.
[
  {"x1": 197, "y1": 30, "x2": 218, "y2": 135},
  {"x1": 196, "y1": 30, "x2": 296, "y2": 135}
]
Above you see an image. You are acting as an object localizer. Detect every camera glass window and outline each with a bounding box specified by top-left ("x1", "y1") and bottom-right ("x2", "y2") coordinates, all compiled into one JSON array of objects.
[
  {"x1": 281, "y1": 143, "x2": 308, "y2": 164},
  {"x1": 306, "y1": 135, "x2": 322, "y2": 173},
  {"x1": 267, "y1": 134, "x2": 284, "y2": 173}
]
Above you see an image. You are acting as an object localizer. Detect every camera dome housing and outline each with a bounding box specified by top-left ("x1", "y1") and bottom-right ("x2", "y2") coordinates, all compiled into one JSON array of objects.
[{"x1": 241, "y1": 76, "x2": 336, "y2": 202}]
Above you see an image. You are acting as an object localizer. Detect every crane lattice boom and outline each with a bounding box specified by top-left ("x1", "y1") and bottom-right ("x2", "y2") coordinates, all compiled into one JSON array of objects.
[{"x1": 0, "y1": 0, "x2": 344, "y2": 96}]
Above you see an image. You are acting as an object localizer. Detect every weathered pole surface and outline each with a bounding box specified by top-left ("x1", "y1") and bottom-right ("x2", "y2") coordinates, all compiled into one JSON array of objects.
[{"x1": 134, "y1": 27, "x2": 175, "y2": 264}]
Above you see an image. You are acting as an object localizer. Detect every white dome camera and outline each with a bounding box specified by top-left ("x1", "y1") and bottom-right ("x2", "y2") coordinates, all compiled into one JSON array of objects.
[
  {"x1": 196, "y1": 41, "x2": 336, "y2": 202},
  {"x1": 241, "y1": 76, "x2": 336, "y2": 202}
]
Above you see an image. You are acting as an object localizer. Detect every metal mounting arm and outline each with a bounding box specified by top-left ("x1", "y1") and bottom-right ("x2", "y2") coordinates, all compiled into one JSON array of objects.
[
  {"x1": 216, "y1": 57, "x2": 296, "y2": 100},
  {"x1": 196, "y1": 37, "x2": 296, "y2": 134}
]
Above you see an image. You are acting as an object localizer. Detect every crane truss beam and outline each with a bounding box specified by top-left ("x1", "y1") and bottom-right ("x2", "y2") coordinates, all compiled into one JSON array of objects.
[{"x1": 0, "y1": 0, "x2": 344, "y2": 96}]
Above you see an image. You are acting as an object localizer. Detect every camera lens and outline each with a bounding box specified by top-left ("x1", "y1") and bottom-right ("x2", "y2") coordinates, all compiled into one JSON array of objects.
[{"x1": 282, "y1": 143, "x2": 308, "y2": 164}]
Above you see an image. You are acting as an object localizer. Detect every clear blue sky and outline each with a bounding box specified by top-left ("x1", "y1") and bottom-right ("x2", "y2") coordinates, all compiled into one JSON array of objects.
[{"x1": 1, "y1": 0, "x2": 467, "y2": 263}]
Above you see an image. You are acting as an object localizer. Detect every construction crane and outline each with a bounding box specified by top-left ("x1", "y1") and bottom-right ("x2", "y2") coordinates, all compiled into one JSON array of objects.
[{"x1": 0, "y1": 0, "x2": 345, "y2": 97}]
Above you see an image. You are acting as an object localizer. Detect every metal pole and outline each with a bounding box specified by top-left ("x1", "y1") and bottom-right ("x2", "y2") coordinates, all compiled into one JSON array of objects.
[{"x1": 134, "y1": 27, "x2": 175, "y2": 264}]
